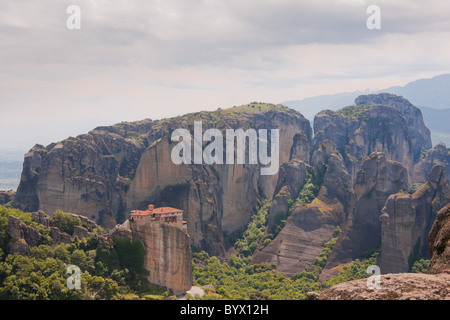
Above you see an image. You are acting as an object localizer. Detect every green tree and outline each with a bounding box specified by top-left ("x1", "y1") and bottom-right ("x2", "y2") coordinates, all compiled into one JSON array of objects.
[
  {"x1": 52, "y1": 210, "x2": 81, "y2": 235},
  {"x1": 113, "y1": 238, "x2": 145, "y2": 274}
]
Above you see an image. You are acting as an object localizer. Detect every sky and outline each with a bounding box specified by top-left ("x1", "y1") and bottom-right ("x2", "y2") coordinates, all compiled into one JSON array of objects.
[{"x1": 1, "y1": 0, "x2": 450, "y2": 156}]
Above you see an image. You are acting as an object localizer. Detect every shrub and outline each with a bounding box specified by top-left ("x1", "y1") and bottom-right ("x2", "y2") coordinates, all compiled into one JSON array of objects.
[
  {"x1": 52, "y1": 210, "x2": 81, "y2": 235},
  {"x1": 113, "y1": 238, "x2": 145, "y2": 274}
]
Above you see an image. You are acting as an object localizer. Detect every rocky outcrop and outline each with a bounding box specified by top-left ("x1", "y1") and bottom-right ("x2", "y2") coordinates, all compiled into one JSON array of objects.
[
  {"x1": 252, "y1": 142, "x2": 354, "y2": 275},
  {"x1": 5, "y1": 211, "x2": 98, "y2": 255},
  {"x1": 428, "y1": 203, "x2": 450, "y2": 274},
  {"x1": 313, "y1": 94, "x2": 431, "y2": 181},
  {"x1": 6, "y1": 215, "x2": 41, "y2": 255},
  {"x1": 355, "y1": 93, "x2": 432, "y2": 162},
  {"x1": 264, "y1": 159, "x2": 310, "y2": 233},
  {"x1": 319, "y1": 203, "x2": 450, "y2": 301},
  {"x1": 32, "y1": 210, "x2": 49, "y2": 227},
  {"x1": 412, "y1": 142, "x2": 450, "y2": 183},
  {"x1": 7, "y1": 215, "x2": 29, "y2": 255},
  {"x1": 0, "y1": 191, "x2": 15, "y2": 205},
  {"x1": 325, "y1": 153, "x2": 408, "y2": 268},
  {"x1": 318, "y1": 273, "x2": 450, "y2": 300},
  {"x1": 378, "y1": 165, "x2": 450, "y2": 273},
  {"x1": 13, "y1": 104, "x2": 312, "y2": 257},
  {"x1": 129, "y1": 217, "x2": 193, "y2": 295}
]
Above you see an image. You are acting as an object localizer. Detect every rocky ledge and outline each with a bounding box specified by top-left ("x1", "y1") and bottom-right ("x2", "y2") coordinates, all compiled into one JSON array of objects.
[{"x1": 318, "y1": 273, "x2": 450, "y2": 300}]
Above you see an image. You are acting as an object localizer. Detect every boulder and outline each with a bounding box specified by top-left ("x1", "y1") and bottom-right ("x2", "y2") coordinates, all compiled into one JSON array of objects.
[{"x1": 428, "y1": 203, "x2": 450, "y2": 274}]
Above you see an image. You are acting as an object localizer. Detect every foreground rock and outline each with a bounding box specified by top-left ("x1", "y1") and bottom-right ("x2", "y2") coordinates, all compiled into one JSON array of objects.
[
  {"x1": 428, "y1": 203, "x2": 450, "y2": 274},
  {"x1": 318, "y1": 273, "x2": 450, "y2": 300}
]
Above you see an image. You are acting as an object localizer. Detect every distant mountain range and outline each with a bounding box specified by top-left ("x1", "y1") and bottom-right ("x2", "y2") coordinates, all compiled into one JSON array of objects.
[{"x1": 282, "y1": 74, "x2": 450, "y2": 146}]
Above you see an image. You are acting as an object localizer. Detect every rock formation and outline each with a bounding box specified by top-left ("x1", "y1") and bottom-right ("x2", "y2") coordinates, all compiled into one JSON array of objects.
[
  {"x1": 378, "y1": 165, "x2": 450, "y2": 273},
  {"x1": 252, "y1": 141, "x2": 354, "y2": 275},
  {"x1": 428, "y1": 203, "x2": 450, "y2": 274},
  {"x1": 5, "y1": 211, "x2": 97, "y2": 255},
  {"x1": 10, "y1": 94, "x2": 449, "y2": 288},
  {"x1": 313, "y1": 93, "x2": 431, "y2": 181},
  {"x1": 318, "y1": 201, "x2": 450, "y2": 300},
  {"x1": 13, "y1": 103, "x2": 312, "y2": 257},
  {"x1": 122, "y1": 205, "x2": 193, "y2": 294},
  {"x1": 318, "y1": 272, "x2": 450, "y2": 300},
  {"x1": 354, "y1": 93, "x2": 432, "y2": 162},
  {"x1": 325, "y1": 153, "x2": 408, "y2": 268},
  {"x1": 0, "y1": 191, "x2": 15, "y2": 205},
  {"x1": 412, "y1": 142, "x2": 450, "y2": 183}
]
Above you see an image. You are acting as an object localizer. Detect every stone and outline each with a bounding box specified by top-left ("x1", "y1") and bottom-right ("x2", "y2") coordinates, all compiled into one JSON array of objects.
[
  {"x1": 32, "y1": 210, "x2": 49, "y2": 227},
  {"x1": 378, "y1": 165, "x2": 450, "y2": 273},
  {"x1": 7, "y1": 239, "x2": 29, "y2": 256},
  {"x1": 252, "y1": 150, "x2": 354, "y2": 276},
  {"x1": 326, "y1": 153, "x2": 408, "y2": 268},
  {"x1": 0, "y1": 191, "x2": 15, "y2": 205},
  {"x1": 318, "y1": 273, "x2": 450, "y2": 300},
  {"x1": 72, "y1": 226, "x2": 90, "y2": 239},
  {"x1": 129, "y1": 212, "x2": 193, "y2": 295},
  {"x1": 8, "y1": 215, "x2": 24, "y2": 240},
  {"x1": 428, "y1": 203, "x2": 450, "y2": 274},
  {"x1": 13, "y1": 104, "x2": 312, "y2": 257},
  {"x1": 50, "y1": 226, "x2": 72, "y2": 245}
]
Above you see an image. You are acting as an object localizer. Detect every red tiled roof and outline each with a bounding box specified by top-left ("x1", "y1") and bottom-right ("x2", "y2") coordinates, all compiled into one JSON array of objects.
[
  {"x1": 130, "y1": 206, "x2": 183, "y2": 216},
  {"x1": 152, "y1": 207, "x2": 182, "y2": 214}
]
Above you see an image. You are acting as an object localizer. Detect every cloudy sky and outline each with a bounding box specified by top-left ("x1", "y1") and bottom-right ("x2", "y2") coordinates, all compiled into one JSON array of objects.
[{"x1": 1, "y1": 0, "x2": 450, "y2": 155}]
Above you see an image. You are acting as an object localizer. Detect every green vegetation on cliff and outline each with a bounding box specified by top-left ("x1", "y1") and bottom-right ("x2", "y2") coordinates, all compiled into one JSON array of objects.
[
  {"x1": 193, "y1": 226, "x2": 378, "y2": 300},
  {"x1": 0, "y1": 205, "x2": 170, "y2": 300}
]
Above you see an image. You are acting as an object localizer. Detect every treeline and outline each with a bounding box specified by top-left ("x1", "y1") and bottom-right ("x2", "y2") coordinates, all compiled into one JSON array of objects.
[{"x1": 0, "y1": 205, "x2": 170, "y2": 300}]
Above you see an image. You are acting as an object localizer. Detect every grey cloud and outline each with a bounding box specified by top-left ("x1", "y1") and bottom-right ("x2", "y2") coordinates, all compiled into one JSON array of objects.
[{"x1": 1, "y1": 0, "x2": 449, "y2": 69}]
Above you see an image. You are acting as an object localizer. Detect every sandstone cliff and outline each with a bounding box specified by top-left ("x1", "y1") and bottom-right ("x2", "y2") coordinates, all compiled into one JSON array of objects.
[
  {"x1": 428, "y1": 203, "x2": 450, "y2": 274},
  {"x1": 129, "y1": 218, "x2": 193, "y2": 295},
  {"x1": 251, "y1": 140, "x2": 354, "y2": 275},
  {"x1": 378, "y1": 165, "x2": 450, "y2": 273},
  {"x1": 13, "y1": 103, "x2": 311, "y2": 257},
  {"x1": 313, "y1": 93, "x2": 431, "y2": 181},
  {"x1": 5, "y1": 211, "x2": 96, "y2": 256},
  {"x1": 325, "y1": 152, "x2": 408, "y2": 268},
  {"x1": 318, "y1": 201, "x2": 450, "y2": 300},
  {"x1": 412, "y1": 142, "x2": 450, "y2": 183}
]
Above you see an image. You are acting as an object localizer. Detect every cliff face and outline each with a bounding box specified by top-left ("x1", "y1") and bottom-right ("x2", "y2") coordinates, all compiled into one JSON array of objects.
[
  {"x1": 378, "y1": 165, "x2": 450, "y2": 273},
  {"x1": 412, "y1": 142, "x2": 450, "y2": 183},
  {"x1": 13, "y1": 104, "x2": 311, "y2": 257},
  {"x1": 428, "y1": 202, "x2": 450, "y2": 275},
  {"x1": 252, "y1": 140, "x2": 355, "y2": 275},
  {"x1": 129, "y1": 218, "x2": 193, "y2": 295},
  {"x1": 11, "y1": 94, "x2": 449, "y2": 284},
  {"x1": 313, "y1": 93, "x2": 431, "y2": 181},
  {"x1": 325, "y1": 153, "x2": 408, "y2": 268},
  {"x1": 319, "y1": 201, "x2": 450, "y2": 301},
  {"x1": 354, "y1": 93, "x2": 432, "y2": 162}
]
